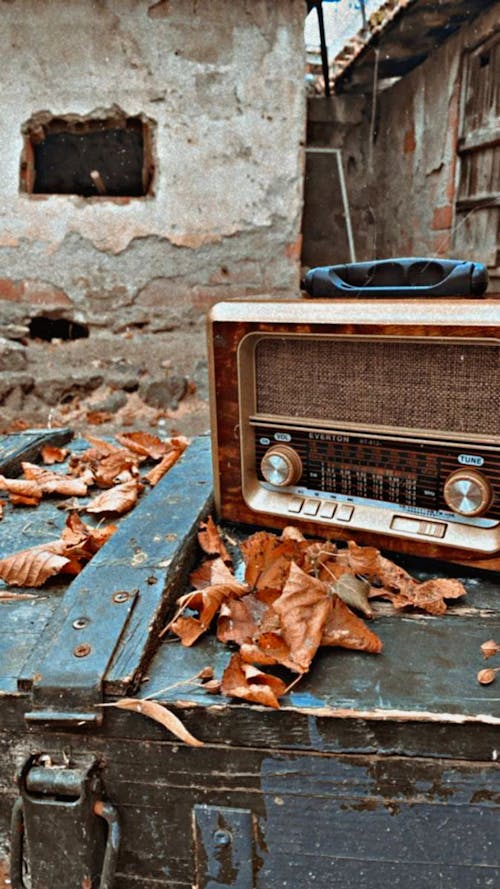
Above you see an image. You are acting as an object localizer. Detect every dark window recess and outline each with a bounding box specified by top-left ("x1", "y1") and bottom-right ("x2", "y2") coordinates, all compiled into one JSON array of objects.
[
  {"x1": 29, "y1": 317, "x2": 89, "y2": 342},
  {"x1": 21, "y1": 113, "x2": 154, "y2": 197}
]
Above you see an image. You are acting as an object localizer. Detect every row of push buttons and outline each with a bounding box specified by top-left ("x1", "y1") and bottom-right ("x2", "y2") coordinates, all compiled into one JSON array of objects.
[{"x1": 288, "y1": 497, "x2": 354, "y2": 522}]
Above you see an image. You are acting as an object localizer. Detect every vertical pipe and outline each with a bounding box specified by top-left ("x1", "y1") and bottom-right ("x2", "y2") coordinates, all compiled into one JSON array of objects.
[{"x1": 315, "y1": 2, "x2": 331, "y2": 97}]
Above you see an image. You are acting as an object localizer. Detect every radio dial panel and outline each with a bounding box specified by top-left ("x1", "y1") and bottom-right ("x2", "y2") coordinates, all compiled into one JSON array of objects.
[{"x1": 443, "y1": 469, "x2": 493, "y2": 517}]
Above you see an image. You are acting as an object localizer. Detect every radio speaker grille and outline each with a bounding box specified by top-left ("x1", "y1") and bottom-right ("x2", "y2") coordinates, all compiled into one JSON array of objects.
[{"x1": 255, "y1": 337, "x2": 500, "y2": 437}]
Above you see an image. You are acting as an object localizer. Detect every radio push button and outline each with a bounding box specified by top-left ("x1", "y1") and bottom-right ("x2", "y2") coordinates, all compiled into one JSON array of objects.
[
  {"x1": 288, "y1": 497, "x2": 304, "y2": 514},
  {"x1": 303, "y1": 500, "x2": 320, "y2": 517},
  {"x1": 260, "y1": 445, "x2": 303, "y2": 487},
  {"x1": 443, "y1": 470, "x2": 493, "y2": 517},
  {"x1": 319, "y1": 502, "x2": 337, "y2": 519},
  {"x1": 336, "y1": 504, "x2": 354, "y2": 522}
]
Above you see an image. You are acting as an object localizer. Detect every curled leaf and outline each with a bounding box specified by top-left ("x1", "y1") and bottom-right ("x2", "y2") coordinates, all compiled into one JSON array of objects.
[
  {"x1": 197, "y1": 516, "x2": 232, "y2": 565},
  {"x1": 171, "y1": 581, "x2": 248, "y2": 646},
  {"x1": 0, "y1": 475, "x2": 42, "y2": 506},
  {"x1": 21, "y1": 463, "x2": 88, "y2": 497},
  {"x1": 321, "y1": 595, "x2": 383, "y2": 654},
  {"x1": 41, "y1": 445, "x2": 69, "y2": 464},
  {"x1": 333, "y1": 574, "x2": 373, "y2": 618},
  {"x1": 115, "y1": 431, "x2": 173, "y2": 460},
  {"x1": 477, "y1": 668, "x2": 498, "y2": 685},
  {"x1": 221, "y1": 653, "x2": 287, "y2": 709},
  {"x1": 480, "y1": 639, "x2": 500, "y2": 660},
  {"x1": 105, "y1": 698, "x2": 204, "y2": 746},
  {"x1": 85, "y1": 479, "x2": 143, "y2": 515},
  {"x1": 272, "y1": 562, "x2": 331, "y2": 672},
  {"x1": 0, "y1": 543, "x2": 72, "y2": 587}
]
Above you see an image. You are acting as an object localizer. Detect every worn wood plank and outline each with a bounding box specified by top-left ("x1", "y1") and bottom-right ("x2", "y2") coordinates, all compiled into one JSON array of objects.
[
  {"x1": 1, "y1": 730, "x2": 498, "y2": 888},
  {"x1": 0, "y1": 428, "x2": 73, "y2": 476},
  {"x1": 17, "y1": 436, "x2": 212, "y2": 722}
]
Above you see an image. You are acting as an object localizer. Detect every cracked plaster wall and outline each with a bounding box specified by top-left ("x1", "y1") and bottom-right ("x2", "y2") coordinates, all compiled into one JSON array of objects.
[{"x1": 0, "y1": 0, "x2": 306, "y2": 331}]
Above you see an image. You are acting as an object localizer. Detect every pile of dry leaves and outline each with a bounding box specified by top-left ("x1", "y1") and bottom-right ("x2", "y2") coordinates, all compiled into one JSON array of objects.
[
  {"x1": 161, "y1": 517, "x2": 467, "y2": 709},
  {"x1": 0, "y1": 432, "x2": 188, "y2": 588}
]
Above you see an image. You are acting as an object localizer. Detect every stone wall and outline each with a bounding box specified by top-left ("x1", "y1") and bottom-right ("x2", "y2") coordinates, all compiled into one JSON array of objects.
[{"x1": 0, "y1": 0, "x2": 306, "y2": 431}]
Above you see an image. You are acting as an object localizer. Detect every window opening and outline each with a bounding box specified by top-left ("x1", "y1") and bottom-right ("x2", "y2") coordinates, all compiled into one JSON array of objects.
[{"x1": 20, "y1": 111, "x2": 155, "y2": 197}]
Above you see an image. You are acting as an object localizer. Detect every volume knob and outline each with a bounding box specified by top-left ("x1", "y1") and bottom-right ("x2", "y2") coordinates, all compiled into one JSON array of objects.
[
  {"x1": 443, "y1": 469, "x2": 493, "y2": 517},
  {"x1": 260, "y1": 445, "x2": 303, "y2": 487}
]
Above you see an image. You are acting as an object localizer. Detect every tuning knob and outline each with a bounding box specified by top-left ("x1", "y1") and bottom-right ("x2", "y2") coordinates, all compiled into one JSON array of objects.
[
  {"x1": 260, "y1": 445, "x2": 303, "y2": 487},
  {"x1": 443, "y1": 469, "x2": 493, "y2": 517}
]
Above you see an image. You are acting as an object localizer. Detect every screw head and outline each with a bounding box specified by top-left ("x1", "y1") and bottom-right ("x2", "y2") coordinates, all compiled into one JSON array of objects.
[
  {"x1": 72, "y1": 617, "x2": 90, "y2": 630},
  {"x1": 73, "y1": 643, "x2": 92, "y2": 658},
  {"x1": 112, "y1": 591, "x2": 130, "y2": 603},
  {"x1": 213, "y1": 829, "x2": 231, "y2": 847}
]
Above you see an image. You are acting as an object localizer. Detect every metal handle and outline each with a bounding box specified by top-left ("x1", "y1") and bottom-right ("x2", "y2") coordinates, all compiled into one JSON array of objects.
[{"x1": 303, "y1": 258, "x2": 489, "y2": 298}]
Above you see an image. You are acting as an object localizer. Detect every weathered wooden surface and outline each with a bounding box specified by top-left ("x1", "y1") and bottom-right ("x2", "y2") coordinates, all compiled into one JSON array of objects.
[{"x1": 0, "y1": 433, "x2": 499, "y2": 888}]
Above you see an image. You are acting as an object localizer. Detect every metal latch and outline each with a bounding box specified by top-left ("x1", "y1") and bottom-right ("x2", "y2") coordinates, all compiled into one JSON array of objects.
[
  {"x1": 193, "y1": 805, "x2": 254, "y2": 889},
  {"x1": 10, "y1": 755, "x2": 120, "y2": 889}
]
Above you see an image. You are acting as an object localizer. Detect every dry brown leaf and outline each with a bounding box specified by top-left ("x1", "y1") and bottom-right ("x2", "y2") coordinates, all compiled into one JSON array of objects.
[
  {"x1": 61, "y1": 512, "x2": 117, "y2": 556},
  {"x1": 221, "y1": 653, "x2": 287, "y2": 709},
  {"x1": 83, "y1": 434, "x2": 124, "y2": 456},
  {"x1": 337, "y1": 540, "x2": 380, "y2": 578},
  {"x1": 41, "y1": 445, "x2": 69, "y2": 464},
  {"x1": 197, "y1": 516, "x2": 232, "y2": 565},
  {"x1": 0, "y1": 542, "x2": 72, "y2": 587},
  {"x1": 189, "y1": 556, "x2": 236, "y2": 589},
  {"x1": 171, "y1": 581, "x2": 248, "y2": 646},
  {"x1": 240, "y1": 632, "x2": 296, "y2": 671},
  {"x1": 0, "y1": 476, "x2": 42, "y2": 506},
  {"x1": 85, "y1": 479, "x2": 143, "y2": 515},
  {"x1": 481, "y1": 639, "x2": 500, "y2": 660},
  {"x1": 272, "y1": 562, "x2": 331, "y2": 672},
  {"x1": 91, "y1": 451, "x2": 141, "y2": 488},
  {"x1": 380, "y1": 577, "x2": 466, "y2": 615},
  {"x1": 333, "y1": 574, "x2": 373, "y2": 618},
  {"x1": 168, "y1": 615, "x2": 207, "y2": 647},
  {"x1": 217, "y1": 594, "x2": 268, "y2": 646},
  {"x1": 21, "y1": 462, "x2": 88, "y2": 497},
  {"x1": 321, "y1": 595, "x2": 383, "y2": 653},
  {"x1": 115, "y1": 431, "x2": 173, "y2": 460},
  {"x1": 0, "y1": 510, "x2": 116, "y2": 588},
  {"x1": 86, "y1": 410, "x2": 113, "y2": 425},
  {"x1": 105, "y1": 698, "x2": 203, "y2": 746},
  {"x1": 145, "y1": 450, "x2": 182, "y2": 486},
  {"x1": 241, "y1": 531, "x2": 302, "y2": 601}
]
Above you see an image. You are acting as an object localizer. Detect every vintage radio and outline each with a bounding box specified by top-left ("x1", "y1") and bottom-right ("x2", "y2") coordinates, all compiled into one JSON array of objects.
[{"x1": 208, "y1": 261, "x2": 500, "y2": 568}]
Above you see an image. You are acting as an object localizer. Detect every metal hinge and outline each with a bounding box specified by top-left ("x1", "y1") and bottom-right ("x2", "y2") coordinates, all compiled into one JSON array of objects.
[
  {"x1": 193, "y1": 805, "x2": 255, "y2": 889},
  {"x1": 10, "y1": 755, "x2": 120, "y2": 889}
]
